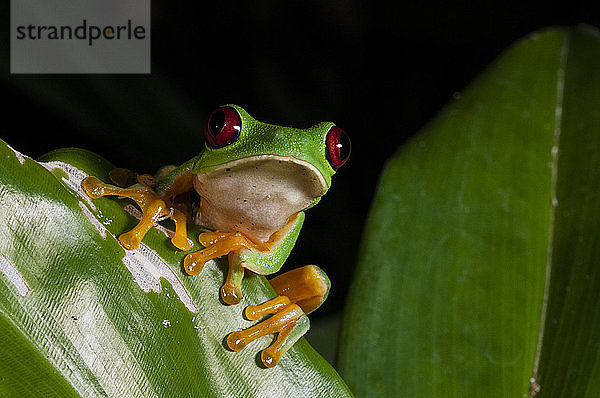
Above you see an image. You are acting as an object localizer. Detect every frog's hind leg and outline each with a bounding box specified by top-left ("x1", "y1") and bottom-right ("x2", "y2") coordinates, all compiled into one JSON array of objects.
[
  {"x1": 82, "y1": 176, "x2": 187, "y2": 250},
  {"x1": 268, "y1": 265, "x2": 330, "y2": 315},
  {"x1": 227, "y1": 265, "x2": 330, "y2": 367}
]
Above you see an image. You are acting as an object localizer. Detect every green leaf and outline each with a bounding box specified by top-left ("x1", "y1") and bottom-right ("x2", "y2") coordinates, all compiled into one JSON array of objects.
[
  {"x1": 0, "y1": 144, "x2": 352, "y2": 397},
  {"x1": 338, "y1": 25, "x2": 600, "y2": 397}
]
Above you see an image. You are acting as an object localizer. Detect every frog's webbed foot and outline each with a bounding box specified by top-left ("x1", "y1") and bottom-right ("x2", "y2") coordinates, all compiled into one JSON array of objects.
[
  {"x1": 81, "y1": 175, "x2": 190, "y2": 251},
  {"x1": 183, "y1": 214, "x2": 303, "y2": 304},
  {"x1": 183, "y1": 232, "x2": 268, "y2": 304},
  {"x1": 183, "y1": 231, "x2": 253, "y2": 275},
  {"x1": 228, "y1": 298, "x2": 309, "y2": 368},
  {"x1": 227, "y1": 265, "x2": 330, "y2": 367}
]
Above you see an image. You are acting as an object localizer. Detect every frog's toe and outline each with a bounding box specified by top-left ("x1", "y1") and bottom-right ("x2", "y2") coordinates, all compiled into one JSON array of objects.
[
  {"x1": 197, "y1": 231, "x2": 232, "y2": 247},
  {"x1": 183, "y1": 233, "x2": 250, "y2": 276},
  {"x1": 221, "y1": 283, "x2": 243, "y2": 305},
  {"x1": 183, "y1": 250, "x2": 213, "y2": 275},
  {"x1": 171, "y1": 233, "x2": 191, "y2": 252},
  {"x1": 260, "y1": 347, "x2": 280, "y2": 368},
  {"x1": 82, "y1": 176, "x2": 109, "y2": 198},
  {"x1": 226, "y1": 330, "x2": 249, "y2": 351},
  {"x1": 169, "y1": 208, "x2": 191, "y2": 251},
  {"x1": 261, "y1": 342, "x2": 291, "y2": 369},
  {"x1": 261, "y1": 313, "x2": 309, "y2": 368},
  {"x1": 118, "y1": 230, "x2": 143, "y2": 250},
  {"x1": 244, "y1": 296, "x2": 291, "y2": 320}
]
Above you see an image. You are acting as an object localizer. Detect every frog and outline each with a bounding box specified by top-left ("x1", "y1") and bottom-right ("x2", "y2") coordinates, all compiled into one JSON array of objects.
[{"x1": 81, "y1": 104, "x2": 350, "y2": 367}]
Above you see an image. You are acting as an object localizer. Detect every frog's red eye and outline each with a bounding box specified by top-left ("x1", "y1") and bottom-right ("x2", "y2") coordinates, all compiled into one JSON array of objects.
[
  {"x1": 204, "y1": 106, "x2": 242, "y2": 149},
  {"x1": 325, "y1": 126, "x2": 351, "y2": 170}
]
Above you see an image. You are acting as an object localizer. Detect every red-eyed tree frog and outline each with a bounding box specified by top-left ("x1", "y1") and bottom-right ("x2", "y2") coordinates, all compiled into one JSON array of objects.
[{"x1": 81, "y1": 104, "x2": 350, "y2": 367}]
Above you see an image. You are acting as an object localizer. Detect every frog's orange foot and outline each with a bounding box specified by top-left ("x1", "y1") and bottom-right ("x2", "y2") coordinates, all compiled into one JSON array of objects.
[
  {"x1": 183, "y1": 246, "x2": 244, "y2": 304},
  {"x1": 227, "y1": 297, "x2": 309, "y2": 368},
  {"x1": 183, "y1": 235, "x2": 253, "y2": 305},
  {"x1": 226, "y1": 265, "x2": 331, "y2": 367},
  {"x1": 183, "y1": 231, "x2": 258, "y2": 275},
  {"x1": 184, "y1": 231, "x2": 276, "y2": 304},
  {"x1": 118, "y1": 229, "x2": 148, "y2": 250},
  {"x1": 81, "y1": 175, "x2": 190, "y2": 251}
]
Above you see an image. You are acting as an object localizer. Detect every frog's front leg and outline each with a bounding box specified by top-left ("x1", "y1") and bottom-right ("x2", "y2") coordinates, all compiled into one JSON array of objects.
[
  {"x1": 227, "y1": 265, "x2": 330, "y2": 367},
  {"x1": 82, "y1": 176, "x2": 190, "y2": 251},
  {"x1": 183, "y1": 213, "x2": 305, "y2": 305}
]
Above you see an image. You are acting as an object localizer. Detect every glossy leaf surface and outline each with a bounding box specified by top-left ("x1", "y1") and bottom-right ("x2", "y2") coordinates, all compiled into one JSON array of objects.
[
  {"x1": 0, "y1": 145, "x2": 352, "y2": 397},
  {"x1": 339, "y1": 25, "x2": 600, "y2": 397}
]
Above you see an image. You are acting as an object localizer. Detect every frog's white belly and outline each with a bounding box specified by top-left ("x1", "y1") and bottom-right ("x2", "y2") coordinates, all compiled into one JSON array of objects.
[{"x1": 193, "y1": 156, "x2": 326, "y2": 243}]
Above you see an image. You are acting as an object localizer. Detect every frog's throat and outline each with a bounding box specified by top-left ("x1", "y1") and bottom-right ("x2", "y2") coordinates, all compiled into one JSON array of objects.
[
  {"x1": 193, "y1": 155, "x2": 329, "y2": 196},
  {"x1": 191, "y1": 155, "x2": 328, "y2": 243}
]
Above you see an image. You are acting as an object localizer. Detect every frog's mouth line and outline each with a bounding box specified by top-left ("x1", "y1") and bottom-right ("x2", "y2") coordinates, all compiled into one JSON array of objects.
[{"x1": 195, "y1": 155, "x2": 329, "y2": 198}]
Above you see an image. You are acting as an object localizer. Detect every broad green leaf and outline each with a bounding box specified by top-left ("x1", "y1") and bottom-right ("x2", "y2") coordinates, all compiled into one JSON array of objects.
[
  {"x1": 0, "y1": 144, "x2": 352, "y2": 397},
  {"x1": 338, "y1": 25, "x2": 600, "y2": 397}
]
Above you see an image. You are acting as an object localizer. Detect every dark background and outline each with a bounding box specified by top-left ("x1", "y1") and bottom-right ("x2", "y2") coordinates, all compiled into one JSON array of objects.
[{"x1": 2, "y1": 2, "x2": 597, "y2": 363}]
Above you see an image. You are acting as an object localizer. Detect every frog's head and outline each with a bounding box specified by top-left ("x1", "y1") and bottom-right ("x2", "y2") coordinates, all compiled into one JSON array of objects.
[{"x1": 192, "y1": 104, "x2": 350, "y2": 209}]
